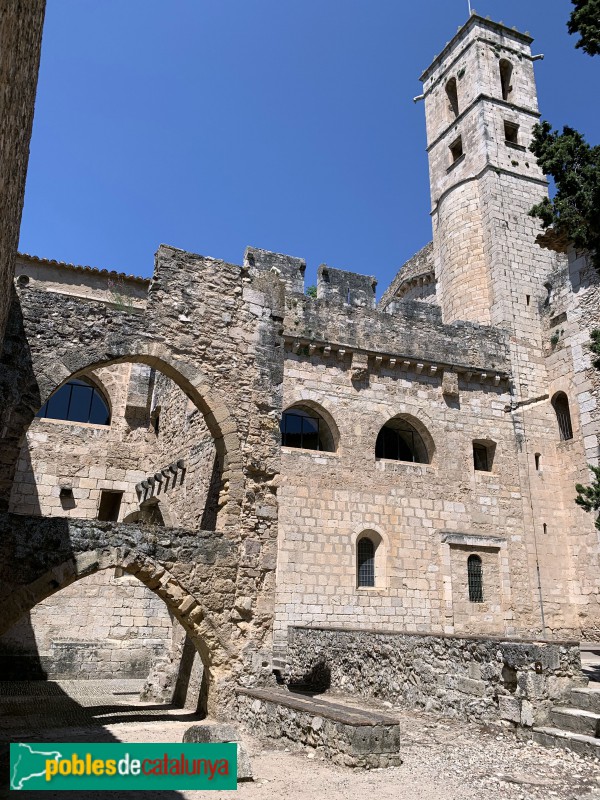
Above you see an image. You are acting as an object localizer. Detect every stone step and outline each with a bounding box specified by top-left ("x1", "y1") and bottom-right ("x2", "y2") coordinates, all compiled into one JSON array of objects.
[
  {"x1": 549, "y1": 707, "x2": 600, "y2": 737},
  {"x1": 570, "y1": 685, "x2": 600, "y2": 714},
  {"x1": 533, "y1": 726, "x2": 600, "y2": 758}
]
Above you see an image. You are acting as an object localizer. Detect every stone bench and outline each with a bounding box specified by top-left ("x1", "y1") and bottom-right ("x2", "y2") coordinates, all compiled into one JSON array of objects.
[{"x1": 235, "y1": 686, "x2": 401, "y2": 768}]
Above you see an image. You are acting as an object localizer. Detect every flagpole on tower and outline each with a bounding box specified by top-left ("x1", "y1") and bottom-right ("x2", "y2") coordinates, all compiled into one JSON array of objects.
[{"x1": 468, "y1": 0, "x2": 472, "y2": 14}]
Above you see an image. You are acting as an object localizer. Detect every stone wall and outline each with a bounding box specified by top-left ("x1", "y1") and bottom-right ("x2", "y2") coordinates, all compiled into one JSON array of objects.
[
  {"x1": 0, "y1": 1, "x2": 46, "y2": 345},
  {"x1": 286, "y1": 626, "x2": 585, "y2": 728},
  {"x1": 0, "y1": 570, "x2": 172, "y2": 679}
]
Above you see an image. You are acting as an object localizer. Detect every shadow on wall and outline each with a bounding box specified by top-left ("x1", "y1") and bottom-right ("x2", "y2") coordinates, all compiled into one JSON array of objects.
[{"x1": 0, "y1": 290, "x2": 41, "y2": 510}]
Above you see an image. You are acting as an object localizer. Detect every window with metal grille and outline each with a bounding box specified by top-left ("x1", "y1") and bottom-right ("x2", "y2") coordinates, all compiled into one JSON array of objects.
[
  {"x1": 37, "y1": 378, "x2": 110, "y2": 425},
  {"x1": 375, "y1": 419, "x2": 429, "y2": 463},
  {"x1": 280, "y1": 406, "x2": 335, "y2": 451},
  {"x1": 552, "y1": 392, "x2": 573, "y2": 441},
  {"x1": 467, "y1": 555, "x2": 484, "y2": 603},
  {"x1": 357, "y1": 537, "x2": 375, "y2": 588}
]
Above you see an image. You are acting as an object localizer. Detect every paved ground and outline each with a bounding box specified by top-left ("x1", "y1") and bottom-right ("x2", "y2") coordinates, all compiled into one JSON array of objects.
[{"x1": 1, "y1": 679, "x2": 599, "y2": 800}]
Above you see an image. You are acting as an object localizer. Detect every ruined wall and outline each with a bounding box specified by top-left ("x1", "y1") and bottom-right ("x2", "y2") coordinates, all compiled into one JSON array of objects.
[
  {"x1": 286, "y1": 626, "x2": 585, "y2": 728},
  {"x1": 144, "y1": 371, "x2": 218, "y2": 529},
  {"x1": 0, "y1": 1, "x2": 46, "y2": 345}
]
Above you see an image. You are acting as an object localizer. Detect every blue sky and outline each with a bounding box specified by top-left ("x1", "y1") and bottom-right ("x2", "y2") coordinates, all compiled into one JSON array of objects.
[{"x1": 19, "y1": 0, "x2": 600, "y2": 294}]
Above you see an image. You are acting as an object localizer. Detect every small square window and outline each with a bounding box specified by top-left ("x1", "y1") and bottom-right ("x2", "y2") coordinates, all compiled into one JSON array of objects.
[
  {"x1": 98, "y1": 490, "x2": 123, "y2": 522},
  {"x1": 450, "y1": 136, "x2": 463, "y2": 163},
  {"x1": 504, "y1": 121, "x2": 519, "y2": 145},
  {"x1": 473, "y1": 441, "x2": 495, "y2": 472}
]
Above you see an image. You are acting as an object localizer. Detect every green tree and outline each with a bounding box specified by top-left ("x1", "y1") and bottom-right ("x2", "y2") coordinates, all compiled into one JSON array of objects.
[
  {"x1": 576, "y1": 465, "x2": 600, "y2": 530},
  {"x1": 528, "y1": 122, "x2": 600, "y2": 271},
  {"x1": 575, "y1": 329, "x2": 600, "y2": 529},
  {"x1": 568, "y1": 0, "x2": 600, "y2": 56},
  {"x1": 305, "y1": 285, "x2": 317, "y2": 298}
]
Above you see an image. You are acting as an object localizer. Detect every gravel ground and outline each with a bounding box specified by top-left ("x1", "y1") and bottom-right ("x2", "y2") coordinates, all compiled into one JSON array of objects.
[{"x1": 1, "y1": 680, "x2": 599, "y2": 800}]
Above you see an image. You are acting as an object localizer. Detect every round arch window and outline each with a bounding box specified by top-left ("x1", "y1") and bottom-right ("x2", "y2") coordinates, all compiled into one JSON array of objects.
[
  {"x1": 37, "y1": 378, "x2": 111, "y2": 425},
  {"x1": 375, "y1": 418, "x2": 429, "y2": 463},
  {"x1": 280, "y1": 406, "x2": 335, "y2": 452}
]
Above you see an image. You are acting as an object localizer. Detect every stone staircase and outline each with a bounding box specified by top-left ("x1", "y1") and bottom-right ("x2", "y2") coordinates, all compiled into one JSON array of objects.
[{"x1": 533, "y1": 684, "x2": 600, "y2": 756}]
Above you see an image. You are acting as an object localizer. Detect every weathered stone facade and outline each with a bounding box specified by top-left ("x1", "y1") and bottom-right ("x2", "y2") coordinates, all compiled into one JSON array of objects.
[
  {"x1": 0, "y1": 1, "x2": 45, "y2": 344},
  {"x1": 0, "y1": 13, "x2": 598, "y2": 725}
]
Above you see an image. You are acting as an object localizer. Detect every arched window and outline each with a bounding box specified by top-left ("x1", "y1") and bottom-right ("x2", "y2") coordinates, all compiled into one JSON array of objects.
[
  {"x1": 446, "y1": 77, "x2": 459, "y2": 119},
  {"x1": 467, "y1": 555, "x2": 483, "y2": 602},
  {"x1": 552, "y1": 392, "x2": 573, "y2": 441},
  {"x1": 280, "y1": 405, "x2": 335, "y2": 452},
  {"x1": 357, "y1": 537, "x2": 375, "y2": 588},
  {"x1": 36, "y1": 378, "x2": 111, "y2": 425},
  {"x1": 499, "y1": 59, "x2": 513, "y2": 101},
  {"x1": 375, "y1": 417, "x2": 430, "y2": 463}
]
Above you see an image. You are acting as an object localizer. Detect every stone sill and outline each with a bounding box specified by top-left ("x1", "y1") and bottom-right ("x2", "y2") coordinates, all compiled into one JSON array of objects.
[
  {"x1": 505, "y1": 140, "x2": 527, "y2": 152},
  {"x1": 33, "y1": 417, "x2": 111, "y2": 431},
  {"x1": 446, "y1": 153, "x2": 465, "y2": 173},
  {"x1": 375, "y1": 458, "x2": 433, "y2": 473},
  {"x1": 281, "y1": 447, "x2": 339, "y2": 458}
]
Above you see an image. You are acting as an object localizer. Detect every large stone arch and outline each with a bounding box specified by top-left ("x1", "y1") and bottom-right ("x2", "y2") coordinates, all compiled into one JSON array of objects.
[
  {"x1": 29, "y1": 346, "x2": 242, "y2": 514},
  {"x1": 0, "y1": 515, "x2": 242, "y2": 716}
]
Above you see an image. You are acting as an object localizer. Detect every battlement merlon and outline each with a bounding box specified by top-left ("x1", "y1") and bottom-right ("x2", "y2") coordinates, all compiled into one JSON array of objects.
[
  {"x1": 317, "y1": 264, "x2": 377, "y2": 309},
  {"x1": 244, "y1": 246, "x2": 306, "y2": 295}
]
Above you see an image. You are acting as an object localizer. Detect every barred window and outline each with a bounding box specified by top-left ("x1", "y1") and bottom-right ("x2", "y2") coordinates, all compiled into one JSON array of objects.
[
  {"x1": 467, "y1": 555, "x2": 484, "y2": 603},
  {"x1": 37, "y1": 378, "x2": 110, "y2": 425},
  {"x1": 552, "y1": 392, "x2": 573, "y2": 441},
  {"x1": 357, "y1": 537, "x2": 375, "y2": 588}
]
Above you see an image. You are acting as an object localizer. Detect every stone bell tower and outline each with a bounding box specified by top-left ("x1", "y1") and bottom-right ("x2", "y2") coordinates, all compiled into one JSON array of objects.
[{"x1": 420, "y1": 15, "x2": 559, "y2": 396}]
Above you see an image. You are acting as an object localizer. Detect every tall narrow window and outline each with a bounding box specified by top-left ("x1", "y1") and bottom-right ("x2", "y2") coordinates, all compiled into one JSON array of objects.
[
  {"x1": 449, "y1": 136, "x2": 463, "y2": 163},
  {"x1": 446, "y1": 77, "x2": 459, "y2": 119},
  {"x1": 357, "y1": 537, "x2": 375, "y2": 588},
  {"x1": 499, "y1": 59, "x2": 513, "y2": 101},
  {"x1": 552, "y1": 392, "x2": 573, "y2": 441},
  {"x1": 504, "y1": 121, "x2": 519, "y2": 145},
  {"x1": 467, "y1": 555, "x2": 484, "y2": 602}
]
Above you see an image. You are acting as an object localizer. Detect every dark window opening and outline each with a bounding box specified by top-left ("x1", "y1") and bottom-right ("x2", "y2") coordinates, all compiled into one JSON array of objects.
[
  {"x1": 473, "y1": 441, "x2": 495, "y2": 472},
  {"x1": 97, "y1": 490, "x2": 123, "y2": 522},
  {"x1": 543, "y1": 522, "x2": 548, "y2": 535},
  {"x1": 526, "y1": 294, "x2": 531, "y2": 306},
  {"x1": 376, "y1": 419, "x2": 429, "y2": 464},
  {"x1": 450, "y1": 136, "x2": 463, "y2": 163},
  {"x1": 446, "y1": 77, "x2": 459, "y2": 119},
  {"x1": 281, "y1": 407, "x2": 335, "y2": 452},
  {"x1": 504, "y1": 121, "x2": 519, "y2": 144},
  {"x1": 499, "y1": 59, "x2": 513, "y2": 101},
  {"x1": 357, "y1": 537, "x2": 375, "y2": 588},
  {"x1": 467, "y1": 554, "x2": 484, "y2": 602},
  {"x1": 535, "y1": 452, "x2": 541, "y2": 471},
  {"x1": 473, "y1": 443, "x2": 490, "y2": 471},
  {"x1": 37, "y1": 378, "x2": 110, "y2": 425},
  {"x1": 552, "y1": 392, "x2": 573, "y2": 441}
]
